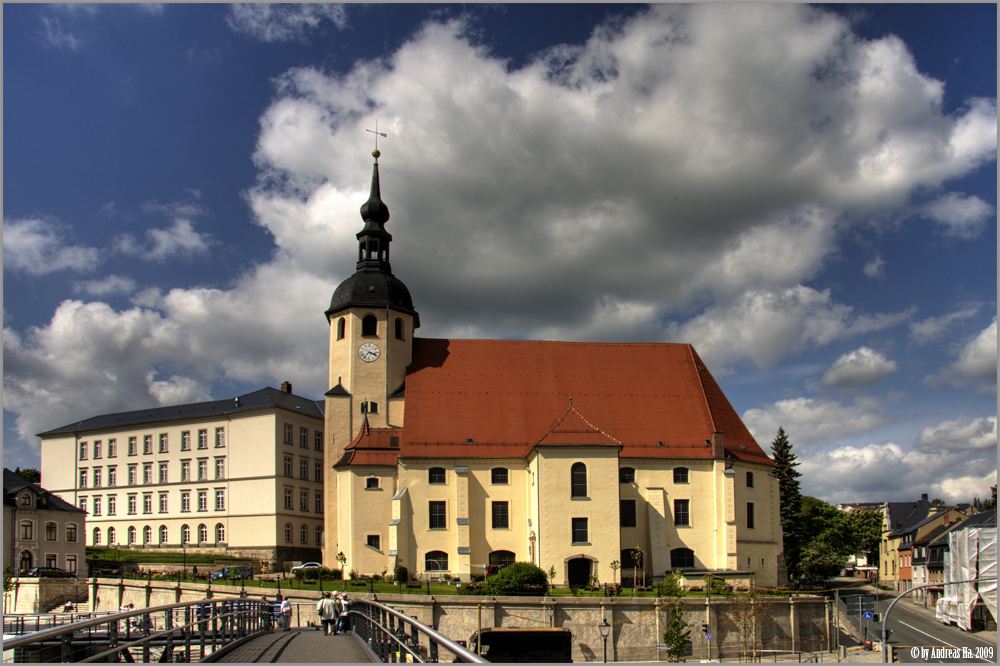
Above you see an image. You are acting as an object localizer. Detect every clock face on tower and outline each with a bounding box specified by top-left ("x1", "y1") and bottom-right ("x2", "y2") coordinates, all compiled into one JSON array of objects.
[{"x1": 358, "y1": 342, "x2": 381, "y2": 363}]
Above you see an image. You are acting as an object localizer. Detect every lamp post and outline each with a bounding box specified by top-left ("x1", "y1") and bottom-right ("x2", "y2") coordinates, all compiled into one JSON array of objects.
[{"x1": 599, "y1": 618, "x2": 611, "y2": 663}]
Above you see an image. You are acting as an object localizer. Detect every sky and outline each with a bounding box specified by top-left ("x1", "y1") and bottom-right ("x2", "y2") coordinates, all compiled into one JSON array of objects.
[{"x1": 3, "y1": 3, "x2": 997, "y2": 506}]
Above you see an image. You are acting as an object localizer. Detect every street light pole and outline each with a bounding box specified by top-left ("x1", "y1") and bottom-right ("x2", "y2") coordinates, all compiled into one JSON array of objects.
[{"x1": 599, "y1": 618, "x2": 611, "y2": 663}]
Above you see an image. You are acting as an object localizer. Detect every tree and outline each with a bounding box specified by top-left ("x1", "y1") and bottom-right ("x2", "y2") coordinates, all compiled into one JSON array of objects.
[
  {"x1": 722, "y1": 587, "x2": 773, "y2": 662},
  {"x1": 845, "y1": 508, "x2": 883, "y2": 565},
  {"x1": 3, "y1": 565, "x2": 13, "y2": 615},
  {"x1": 13, "y1": 467, "x2": 40, "y2": 484},
  {"x1": 631, "y1": 545, "x2": 646, "y2": 589},
  {"x1": 609, "y1": 560, "x2": 620, "y2": 586},
  {"x1": 487, "y1": 562, "x2": 548, "y2": 596},
  {"x1": 770, "y1": 427, "x2": 802, "y2": 578},
  {"x1": 660, "y1": 573, "x2": 692, "y2": 663}
]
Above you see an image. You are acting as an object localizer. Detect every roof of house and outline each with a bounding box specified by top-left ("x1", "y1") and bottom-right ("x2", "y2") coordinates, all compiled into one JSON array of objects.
[
  {"x1": 338, "y1": 338, "x2": 772, "y2": 466},
  {"x1": 37, "y1": 387, "x2": 324, "y2": 437},
  {"x1": 955, "y1": 508, "x2": 997, "y2": 529},
  {"x1": 886, "y1": 499, "x2": 931, "y2": 536},
  {"x1": 3, "y1": 468, "x2": 85, "y2": 513}
]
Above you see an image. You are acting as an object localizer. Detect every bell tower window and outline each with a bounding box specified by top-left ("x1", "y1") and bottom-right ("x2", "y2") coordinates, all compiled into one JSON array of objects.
[
  {"x1": 395, "y1": 318, "x2": 404, "y2": 340},
  {"x1": 337, "y1": 318, "x2": 345, "y2": 340},
  {"x1": 362, "y1": 315, "x2": 377, "y2": 336}
]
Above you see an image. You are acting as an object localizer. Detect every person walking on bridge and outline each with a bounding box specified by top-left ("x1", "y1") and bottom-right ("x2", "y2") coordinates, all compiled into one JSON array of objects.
[{"x1": 317, "y1": 592, "x2": 338, "y2": 635}]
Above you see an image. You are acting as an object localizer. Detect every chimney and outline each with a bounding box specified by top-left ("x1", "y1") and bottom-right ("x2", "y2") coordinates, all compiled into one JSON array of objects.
[
  {"x1": 712, "y1": 431, "x2": 725, "y2": 459},
  {"x1": 281, "y1": 381, "x2": 293, "y2": 394},
  {"x1": 921, "y1": 493, "x2": 928, "y2": 501}
]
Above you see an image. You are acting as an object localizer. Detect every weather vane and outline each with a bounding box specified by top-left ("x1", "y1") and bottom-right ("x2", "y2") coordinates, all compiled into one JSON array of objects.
[{"x1": 366, "y1": 120, "x2": 387, "y2": 159}]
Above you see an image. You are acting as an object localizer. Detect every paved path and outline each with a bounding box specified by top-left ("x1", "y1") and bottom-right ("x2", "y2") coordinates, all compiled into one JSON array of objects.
[{"x1": 215, "y1": 628, "x2": 373, "y2": 663}]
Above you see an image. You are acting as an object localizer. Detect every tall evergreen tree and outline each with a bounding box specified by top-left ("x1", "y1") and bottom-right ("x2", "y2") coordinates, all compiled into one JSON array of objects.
[{"x1": 770, "y1": 427, "x2": 803, "y2": 580}]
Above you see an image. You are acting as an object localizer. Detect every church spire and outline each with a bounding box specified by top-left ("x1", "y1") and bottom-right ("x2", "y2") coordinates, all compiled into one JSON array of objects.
[{"x1": 355, "y1": 150, "x2": 393, "y2": 273}]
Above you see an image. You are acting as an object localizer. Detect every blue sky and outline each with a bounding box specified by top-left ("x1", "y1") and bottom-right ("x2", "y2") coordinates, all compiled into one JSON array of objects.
[{"x1": 4, "y1": 3, "x2": 996, "y2": 505}]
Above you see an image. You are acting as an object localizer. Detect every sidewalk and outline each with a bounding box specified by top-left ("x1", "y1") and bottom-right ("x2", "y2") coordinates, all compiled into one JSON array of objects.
[{"x1": 214, "y1": 627, "x2": 372, "y2": 663}]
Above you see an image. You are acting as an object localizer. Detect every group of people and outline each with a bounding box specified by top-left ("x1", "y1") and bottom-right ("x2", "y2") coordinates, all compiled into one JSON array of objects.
[{"x1": 316, "y1": 592, "x2": 350, "y2": 635}]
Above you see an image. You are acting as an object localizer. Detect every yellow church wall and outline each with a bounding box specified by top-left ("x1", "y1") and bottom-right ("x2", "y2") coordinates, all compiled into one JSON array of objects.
[
  {"x1": 342, "y1": 466, "x2": 394, "y2": 576},
  {"x1": 535, "y1": 446, "x2": 621, "y2": 586}
]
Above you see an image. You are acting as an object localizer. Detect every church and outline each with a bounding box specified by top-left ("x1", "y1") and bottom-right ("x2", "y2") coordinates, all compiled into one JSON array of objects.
[{"x1": 322, "y1": 149, "x2": 784, "y2": 588}]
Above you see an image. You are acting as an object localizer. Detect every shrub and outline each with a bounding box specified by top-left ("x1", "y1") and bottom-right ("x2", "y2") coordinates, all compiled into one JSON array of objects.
[
  {"x1": 487, "y1": 562, "x2": 549, "y2": 596},
  {"x1": 394, "y1": 565, "x2": 409, "y2": 584}
]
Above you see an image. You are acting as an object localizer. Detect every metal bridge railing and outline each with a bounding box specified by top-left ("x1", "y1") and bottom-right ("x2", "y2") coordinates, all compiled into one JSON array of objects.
[
  {"x1": 3, "y1": 611, "x2": 120, "y2": 637},
  {"x1": 347, "y1": 598, "x2": 486, "y2": 663},
  {"x1": 2, "y1": 597, "x2": 270, "y2": 663}
]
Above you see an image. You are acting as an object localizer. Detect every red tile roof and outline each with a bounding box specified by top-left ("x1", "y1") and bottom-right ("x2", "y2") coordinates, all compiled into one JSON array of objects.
[{"x1": 387, "y1": 338, "x2": 771, "y2": 465}]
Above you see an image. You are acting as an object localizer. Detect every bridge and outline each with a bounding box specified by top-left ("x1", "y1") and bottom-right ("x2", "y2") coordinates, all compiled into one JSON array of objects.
[{"x1": 3, "y1": 597, "x2": 484, "y2": 663}]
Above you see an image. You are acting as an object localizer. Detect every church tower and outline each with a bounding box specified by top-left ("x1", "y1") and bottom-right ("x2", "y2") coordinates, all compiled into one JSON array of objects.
[{"x1": 323, "y1": 149, "x2": 418, "y2": 561}]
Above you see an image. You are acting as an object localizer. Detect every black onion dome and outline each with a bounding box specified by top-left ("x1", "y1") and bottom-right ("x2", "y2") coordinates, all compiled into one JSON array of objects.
[{"x1": 326, "y1": 271, "x2": 418, "y2": 324}]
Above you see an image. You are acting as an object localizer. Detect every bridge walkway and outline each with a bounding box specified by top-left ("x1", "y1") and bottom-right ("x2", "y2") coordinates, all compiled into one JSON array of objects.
[{"x1": 214, "y1": 627, "x2": 373, "y2": 663}]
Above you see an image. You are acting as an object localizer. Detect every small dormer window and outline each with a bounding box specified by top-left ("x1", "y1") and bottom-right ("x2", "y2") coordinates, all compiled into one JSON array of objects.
[{"x1": 20, "y1": 493, "x2": 32, "y2": 507}]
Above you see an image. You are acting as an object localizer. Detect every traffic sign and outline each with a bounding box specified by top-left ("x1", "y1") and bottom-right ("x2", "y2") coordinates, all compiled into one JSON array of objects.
[
  {"x1": 863, "y1": 612, "x2": 873, "y2": 620},
  {"x1": 706, "y1": 633, "x2": 711, "y2": 641}
]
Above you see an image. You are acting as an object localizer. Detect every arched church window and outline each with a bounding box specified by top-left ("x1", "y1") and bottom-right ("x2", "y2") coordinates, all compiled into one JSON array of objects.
[
  {"x1": 428, "y1": 468, "x2": 446, "y2": 485},
  {"x1": 362, "y1": 315, "x2": 377, "y2": 336},
  {"x1": 571, "y1": 463, "x2": 587, "y2": 498},
  {"x1": 337, "y1": 318, "x2": 345, "y2": 340},
  {"x1": 425, "y1": 551, "x2": 448, "y2": 571},
  {"x1": 670, "y1": 548, "x2": 695, "y2": 569},
  {"x1": 619, "y1": 467, "x2": 635, "y2": 483},
  {"x1": 673, "y1": 467, "x2": 689, "y2": 484}
]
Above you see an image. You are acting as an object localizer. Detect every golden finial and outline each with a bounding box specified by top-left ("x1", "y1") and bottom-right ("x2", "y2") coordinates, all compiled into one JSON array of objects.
[{"x1": 366, "y1": 120, "x2": 387, "y2": 159}]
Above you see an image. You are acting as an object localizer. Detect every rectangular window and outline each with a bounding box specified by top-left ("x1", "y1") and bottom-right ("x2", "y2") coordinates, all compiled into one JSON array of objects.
[
  {"x1": 300, "y1": 459, "x2": 308, "y2": 480},
  {"x1": 159, "y1": 493, "x2": 168, "y2": 513},
  {"x1": 20, "y1": 521, "x2": 34, "y2": 540},
  {"x1": 366, "y1": 477, "x2": 379, "y2": 489},
  {"x1": 93, "y1": 468, "x2": 102, "y2": 487},
  {"x1": 572, "y1": 517, "x2": 589, "y2": 544},
  {"x1": 315, "y1": 493, "x2": 323, "y2": 513},
  {"x1": 299, "y1": 427, "x2": 308, "y2": 448},
  {"x1": 215, "y1": 458, "x2": 225, "y2": 479},
  {"x1": 428, "y1": 468, "x2": 446, "y2": 484},
  {"x1": 93, "y1": 497, "x2": 102, "y2": 516},
  {"x1": 108, "y1": 467, "x2": 117, "y2": 487},
  {"x1": 79, "y1": 442, "x2": 88, "y2": 460},
  {"x1": 300, "y1": 491, "x2": 309, "y2": 511},
  {"x1": 128, "y1": 437, "x2": 137, "y2": 456},
  {"x1": 747, "y1": 502, "x2": 755, "y2": 529},
  {"x1": 314, "y1": 462, "x2": 323, "y2": 483},
  {"x1": 492, "y1": 501, "x2": 509, "y2": 529},
  {"x1": 159, "y1": 462, "x2": 168, "y2": 484},
  {"x1": 284, "y1": 457, "x2": 293, "y2": 477},
  {"x1": 197, "y1": 459, "x2": 207, "y2": 480},
  {"x1": 215, "y1": 490, "x2": 225, "y2": 511},
  {"x1": 429, "y1": 501, "x2": 447, "y2": 529},
  {"x1": 46, "y1": 554, "x2": 58, "y2": 568},
  {"x1": 143, "y1": 463, "x2": 152, "y2": 485},
  {"x1": 159, "y1": 433, "x2": 168, "y2": 453},
  {"x1": 143, "y1": 435, "x2": 153, "y2": 455},
  {"x1": 181, "y1": 431, "x2": 191, "y2": 450},
  {"x1": 181, "y1": 492, "x2": 191, "y2": 512},
  {"x1": 283, "y1": 423, "x2": 293, "y2": 445},
  {"x1": 128, "y1": 465, "x2": 137, "y2": 485},
  {"x1": 46, "y1": 522, "x2": 57, "y2": 541},
  {"x1": 66, "y1": 555, "x2": 78, "y2": 574},
  {"x1": 215, "y1": 427, "x2": 225, "y2": 448},
  {"x1": 367, "y1": 534, "x2": 381, "y2": 550},
  {"x1": 66, "y1": 524, "x2": 78, "y2": 542},
  {"x1": 79, "y1": 470, "x2": 88, "y2": 488},
  {"x1": 143, "y1": 494, "x2": 152, "y2": 514},
  {"x1": 94, "y1": 441, "x2": 102, "y2": 459},
  {"x1": 284, "y1": 488, "x2": 293, "y2": 510},
  {"x1": 107, "y1": 495, "x2": 116, "y2": 515},
  {"x1": 108, "y1": 439, "x2": 117, "y2": 458},
  {"x1": 314, "y1": 431, "x2": 323, "y2": 451},
  {"x1": 620, "y1": 499, "x2": 637, "y2": 527},
  {"x1": 128, "y1": 495, "x2": 137, "y2": 515},
  {"x1": 79, "y1": 498, "x2": 87, "y2": 513},
  {"x1": 181, "y1": 460, "x2": 190, "y2": 481},
  {"x1": 197, "y1": 490, "x2": 207, "y2": 511},
  {"x1": 198, "y1": 429, "x2": 208, "y2": 449},
  {"x1": 674, "y1": 499, "x2": 690, "y2": 527}
]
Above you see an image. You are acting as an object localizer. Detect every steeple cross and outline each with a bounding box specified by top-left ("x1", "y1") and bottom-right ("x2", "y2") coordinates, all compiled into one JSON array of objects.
[{"x1": 366, "y1": 121, "x2": 387, "y2": 157}]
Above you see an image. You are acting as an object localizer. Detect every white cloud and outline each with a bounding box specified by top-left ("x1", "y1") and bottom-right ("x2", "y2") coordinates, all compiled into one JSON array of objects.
[
  {"x1": 743, "y1": 395, "x2": 892, "y2": 448},
  {"x1": 910, "y1": 306, "x2": 980, "y2": 344},
  {"x1": 227, "y1": 4, "x2": 348, "y2": 42},
  {"x1": 799, "y1": 441, "x2": 997, "y2": 504},
  {"x1": 666, "y1": 286, "x2": 911, "y2": 370},
  {"x1": 823, "y1": 346, "x2": 897, "y2": 389},
  {"x1": 40, "y1": 16, "x2": 81, "y2": 50},
  {"x1": 863, "y1": 255, "x2": 885, "y2": 279},
  {"x1": 3, "y1": 218, "x2": 100, "y2": 275},
  {"x1": 114, "y1": 216, "x2": 213, "y2": 261},
  {"x1": 916, "y1": 415, "x2": 997, "y2": 453},
  {"x1": 923, "y1": 192, "x2": 996, "y2": 238},
  {"x1": 73, "y1": 275, "x2": 138, "y2": 298},
  {"x1": 927, "y1": 317, "x2": 998, "y2": 392}
]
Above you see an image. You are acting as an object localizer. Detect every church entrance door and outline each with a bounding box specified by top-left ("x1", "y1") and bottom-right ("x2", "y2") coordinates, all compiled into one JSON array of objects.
[{"x1": 567, "y1": 558, "x2": 591, "y2": 587}]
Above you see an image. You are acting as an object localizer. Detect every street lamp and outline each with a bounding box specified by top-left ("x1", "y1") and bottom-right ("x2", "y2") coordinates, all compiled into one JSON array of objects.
[{"x1": 599, "y1": 618, "x2": 611, "y2": 663}]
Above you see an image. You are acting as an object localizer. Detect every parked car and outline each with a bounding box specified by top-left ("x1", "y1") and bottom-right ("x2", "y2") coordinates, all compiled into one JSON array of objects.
[
  {"x1": 210, "y1": 565, "x2": 253, "y2": 581},
  {"x1": 22, "y1": 567, "x2": 76, "y2": 579},
  {"x1": 290, "y1": 562, "x2": 322, "y2": 572}
]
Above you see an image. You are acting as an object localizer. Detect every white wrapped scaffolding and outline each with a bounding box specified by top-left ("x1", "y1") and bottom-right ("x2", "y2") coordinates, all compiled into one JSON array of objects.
[{"x1": 941, "y1": 527, "x2": 997, "y2": 631}]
